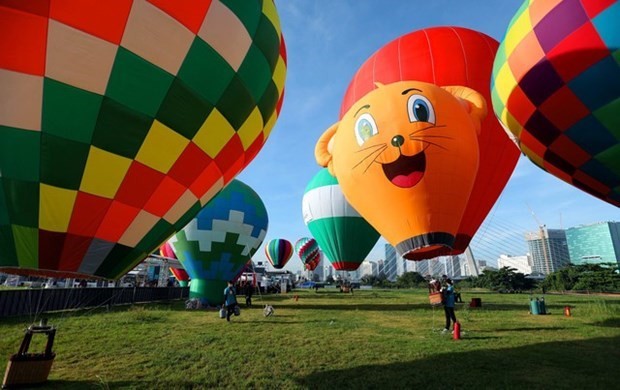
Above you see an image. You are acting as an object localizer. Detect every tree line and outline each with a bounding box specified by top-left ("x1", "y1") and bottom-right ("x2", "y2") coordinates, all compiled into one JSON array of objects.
[{"x1": 356, "y1": 263, "x2": 620, "y2": 293}]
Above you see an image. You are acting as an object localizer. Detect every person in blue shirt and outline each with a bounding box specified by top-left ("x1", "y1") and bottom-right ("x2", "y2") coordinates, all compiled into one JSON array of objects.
[
  {"x1": 223, "y1": 281, "x2": 237, "y2": 322},
  {"x1": 442, "y1": 278, "x2": 458, "y2": 333}
]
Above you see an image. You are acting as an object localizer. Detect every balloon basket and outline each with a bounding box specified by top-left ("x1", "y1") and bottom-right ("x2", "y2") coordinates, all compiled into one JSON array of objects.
[
  {"x1": 429, "y1": 292, "x2": 443, "y2": 306},
  {"x1": 3, "y1": 321, "x2": 56, "y2": 389}
]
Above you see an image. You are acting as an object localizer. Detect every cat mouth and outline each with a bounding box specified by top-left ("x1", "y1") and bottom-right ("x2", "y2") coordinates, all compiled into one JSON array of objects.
[{"x1": 381, "y1": 151, "x2": 426, "y2": 188}]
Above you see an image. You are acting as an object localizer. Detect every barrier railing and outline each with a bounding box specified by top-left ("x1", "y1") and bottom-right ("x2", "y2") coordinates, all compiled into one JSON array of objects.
[{"x1": 0, "y1": 287, "x2": 189, "y2": 318}]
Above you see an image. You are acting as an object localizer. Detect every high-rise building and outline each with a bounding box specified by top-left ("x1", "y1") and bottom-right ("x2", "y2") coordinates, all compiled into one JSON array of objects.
[
  {"x1": 377, "y1": 260, "x2": 385, "y2": 276},
  {"x1": 497, "y1": 254, "x2": 532, "y2": 274},
  {"x1": 359, "y1": 261, "x2": 377, "y2": 278},
  {"x1": 446, "y1": 256, "x2": 462, "y2": 278},
  {"x1": 566, "y1": 222, "x2": 620, "y2": 267},
  {"x1": 525, "y1": 228, "x2": 570, "y2": 274},
  {"x1": 413, "y1": 259, "x2": 431, "y2": 276},
  {"x1": 384, "y1": 244, "x2": 398, "y2": 281}
]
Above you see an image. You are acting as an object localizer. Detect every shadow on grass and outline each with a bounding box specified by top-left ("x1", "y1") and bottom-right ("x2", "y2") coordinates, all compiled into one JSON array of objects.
[
  {"x1": 592, "y1": 317, "x2": 620, "y2": 328},
  {"x1": 295, "y1": 335, "x2": 620, "y2": 389}
]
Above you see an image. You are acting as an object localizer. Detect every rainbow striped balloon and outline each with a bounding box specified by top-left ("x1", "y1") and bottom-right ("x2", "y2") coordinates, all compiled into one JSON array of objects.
[{"x1": 264, "y1": 238, "x2": 293, "y2": 269}]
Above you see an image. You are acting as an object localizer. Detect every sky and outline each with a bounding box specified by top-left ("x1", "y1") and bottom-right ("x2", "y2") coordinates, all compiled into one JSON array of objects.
[{"x1": 237, "y1": 0, "x2": 620, "y2": 272}]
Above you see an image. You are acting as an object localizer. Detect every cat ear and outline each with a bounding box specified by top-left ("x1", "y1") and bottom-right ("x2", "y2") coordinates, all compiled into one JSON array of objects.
[
  {"x1": 315, "y1": 122, "x2": 339, "y2": 175},
  {"x1": 442, "y1": 86, "x2": 487, "y2": 135}
]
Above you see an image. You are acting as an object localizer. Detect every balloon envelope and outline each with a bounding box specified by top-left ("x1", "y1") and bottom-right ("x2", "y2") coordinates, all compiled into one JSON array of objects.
[
  {"x1": 340, "y1": 26, "x2": 519, "y2": 257},
  {"x1": 168, "y1": 180, "x2": 268, "y2": 306},
  {"x1": 264, "y1": 238, "x2": 293, "y2": 269},
  {"x1": 0, "y1": 0, "x2": 286, "y2": 279},
  {"x1": 294, "y1": 237, "x2": 321, "y2": 270},
  {"x1": 160, "y1": 242, "x2": 189, "y2": 285},
  {"x1": 492, "y1": 0, "x2": 619, "y2": 207},
  {"x1": 302, "y1": 169, "x2": 380, "y2": 271}
]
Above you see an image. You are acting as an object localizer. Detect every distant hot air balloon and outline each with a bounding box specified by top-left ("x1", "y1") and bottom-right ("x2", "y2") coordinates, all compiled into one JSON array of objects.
[
  {"x1": 294, "y1": 237, "x2": 321, "y2": 271},
  {"x1": 302, "y1": 169, "x2": 380, "y2": 271},
  {"x1": 492, "y1": 0, "x2": 619, "y2": 207},
  {"x1": 0, "y1": 1, "x2": 286, "y2": 279},
  {"x1": 316, "y1": 27, "x2": 518, "y2": 260},
  {"x1": 160, "y1": 242, "x2": 189, "y2": 287},
  {"x1": 264, "y1": 238, "x2": 293, "y2": 269},
  {"x1": 168, "y1": 180, "x2": 268, "y2": 306}
]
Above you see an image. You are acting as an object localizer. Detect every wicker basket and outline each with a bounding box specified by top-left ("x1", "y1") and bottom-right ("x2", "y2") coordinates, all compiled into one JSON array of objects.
[
  {"x1": 3, "y1": 353, "x2": 56, "y2": 388},
  {"x1": 2, "y1": 324, "x2": 56, "y2": 389},
  {"x1": 429, "y1": 292, "x2": 443, "y2": 306}
]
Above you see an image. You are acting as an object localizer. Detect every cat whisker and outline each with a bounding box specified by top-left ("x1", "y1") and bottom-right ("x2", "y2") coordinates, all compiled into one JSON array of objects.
[
  {"x1": 409, "y1": 134, "x2": 454, "y2": 141},
  {"x1": 409, "y1": 124, "x2": 446, "y2": 137},
  {"x1": 356, "y1": 143, "x2": 387, "y2": 153},
  {"x1": 352, "y1": 144, "x2": 387, "y2": 170},
  {"x1": 410, "y1": 138, "x2": 449, "y2": 151}
]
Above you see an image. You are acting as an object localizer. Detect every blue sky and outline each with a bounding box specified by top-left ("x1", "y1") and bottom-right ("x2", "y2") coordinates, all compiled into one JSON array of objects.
[{"x1": 237, "y1": 0, "x2": 620, "y2": 272}]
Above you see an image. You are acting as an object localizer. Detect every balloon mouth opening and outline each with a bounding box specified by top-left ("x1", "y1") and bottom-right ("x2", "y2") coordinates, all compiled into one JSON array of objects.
[
  {"x1": 331, "y1": 261, "x2": 363, "y2": 271},
  {"x1": 395, "y1": 232, "x2": 455, "y2": 261},
  {"x1": 402, "y1": 244, "x2": 452, "y2": 261},
  {"x1": 382, "y1": 150, "x2": 425, "y2": 188}
]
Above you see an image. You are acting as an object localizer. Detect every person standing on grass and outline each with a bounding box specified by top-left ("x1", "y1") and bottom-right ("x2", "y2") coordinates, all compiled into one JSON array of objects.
[
  {"x1": 223, "y1": 281, "x2": 237, "y2": 322},
  {"x1": 245, "y1": 281, "x2": 253, "y2": 308},
  {"x1": 442, "y1": 278, "x2": 458, "y2": 333}
]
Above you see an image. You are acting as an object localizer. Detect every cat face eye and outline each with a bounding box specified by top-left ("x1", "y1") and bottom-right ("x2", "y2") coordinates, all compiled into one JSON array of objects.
[
  {"x1": 355, "y1": 113, "x2": 379, "y2": 146},
  {"x1": 407, "y1": 95, "x2": 436, "y2": 124}
]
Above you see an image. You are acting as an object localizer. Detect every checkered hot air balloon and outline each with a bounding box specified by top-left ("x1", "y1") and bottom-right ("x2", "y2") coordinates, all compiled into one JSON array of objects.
[
  {"x1": 168, "y1": 180, "x2": 268, "y2": 306},
  {"x1": 492, "y1": 0, "x2": 619, "y2": 207},
  {"x1": 264, "y1": 238, "x2": 293, "y2": 269},
  {"x1": 160, "y1": 242, "x2": 189, "y2": 287},
  {"x1": 302, "y1": 169, "x2": 380, "y2": 271},
  {"x1": 0, "y1": 0, "x2": 286, "y2": 279}
]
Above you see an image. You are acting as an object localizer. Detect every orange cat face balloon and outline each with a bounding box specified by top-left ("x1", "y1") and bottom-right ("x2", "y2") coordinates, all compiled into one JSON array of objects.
[{"x1": 315, "y1": 81, "x2": 486, "y2": 260}]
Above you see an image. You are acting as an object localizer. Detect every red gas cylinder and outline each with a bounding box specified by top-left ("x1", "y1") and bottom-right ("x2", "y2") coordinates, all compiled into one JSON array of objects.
[{"x1": 453, "y1": 322, "x2": 461, "y2": 340}]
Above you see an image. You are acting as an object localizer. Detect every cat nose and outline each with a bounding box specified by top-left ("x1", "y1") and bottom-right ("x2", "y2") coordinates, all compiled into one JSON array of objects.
[{"x1": 391, "y1": 135, "x2": 405, "y2": 148}]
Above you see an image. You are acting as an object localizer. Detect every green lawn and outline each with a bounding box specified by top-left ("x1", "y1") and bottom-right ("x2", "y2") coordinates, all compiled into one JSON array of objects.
[{"x1": 1, "y1": 289, "x2": 619, "y2": 389}]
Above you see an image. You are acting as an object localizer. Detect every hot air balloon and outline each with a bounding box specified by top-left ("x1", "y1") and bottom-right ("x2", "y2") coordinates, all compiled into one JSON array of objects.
[
  {"x1": 160, "y1": 242, "x2": 189, "y2": 287},
  {"x1": 264, "y1": 238, "x2": 293, "y2": 269},
  {"x1": 302, "y1": 169, "x2": 380, "y2": 271},
  {"x1": 316, "y1": 80, "x2": 484, "y2": 260},
  {"x1": 294, "y1": 237, "x2": 321, "y2": 271},
  {"x1": 492, "y1": 0, "x2": 619, "y2": 207},
  {"x1": 332, "y1": 26, "x2": 519, "y2": 258},
  {"x1": 168, "y1": 180, "x2": 268, "y2": 306},
  {"x1": 0, "y1": 0, "x2": 286, "y2": 279}
]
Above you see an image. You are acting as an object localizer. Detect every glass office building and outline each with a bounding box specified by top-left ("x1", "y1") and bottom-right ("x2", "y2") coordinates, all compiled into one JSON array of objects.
[
  {"x1": 566, "y1": 222, "x2": 620, "y2": 266},
  {"x1": 525, "y1": 228, "x2": 570, "y2": 274}
]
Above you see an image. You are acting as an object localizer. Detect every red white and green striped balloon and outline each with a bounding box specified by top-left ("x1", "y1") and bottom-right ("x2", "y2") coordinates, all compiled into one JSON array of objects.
[
  {"x1": 294, "y1": 237, "x2": 321, "y2": 271},
  {"x1": 302, "y1": 169, "x2": 380, "y2": 271}
]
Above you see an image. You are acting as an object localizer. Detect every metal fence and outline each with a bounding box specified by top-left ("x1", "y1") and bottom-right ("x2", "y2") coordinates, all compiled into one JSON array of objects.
[{"x1": 0, "y1": 287, "x2": 189, "y2": 318}]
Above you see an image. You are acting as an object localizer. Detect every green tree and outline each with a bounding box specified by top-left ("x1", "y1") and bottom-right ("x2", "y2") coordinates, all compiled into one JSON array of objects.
[
  {"x1": 543, "y1": 264, "x2": 620, "y2": 292},
  {"x1": 396, "y1": 272, "x2": 426, "y2": 288}
]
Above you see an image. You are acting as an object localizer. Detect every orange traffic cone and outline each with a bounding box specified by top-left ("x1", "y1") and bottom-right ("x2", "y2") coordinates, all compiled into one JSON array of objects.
[{"x1": 453, "y1": 322, "x2": 461, "y2": 340}]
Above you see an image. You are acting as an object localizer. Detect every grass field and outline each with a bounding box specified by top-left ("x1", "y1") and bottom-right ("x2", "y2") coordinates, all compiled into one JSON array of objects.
[{"x1": 1, "y1": 288, "x2": 619, "y2": 389}]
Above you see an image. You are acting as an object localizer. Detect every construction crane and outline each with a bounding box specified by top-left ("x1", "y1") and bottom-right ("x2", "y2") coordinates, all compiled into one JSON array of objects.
[{"x1": 526, "y1": 204, "x2": 550, "y2": 275}]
